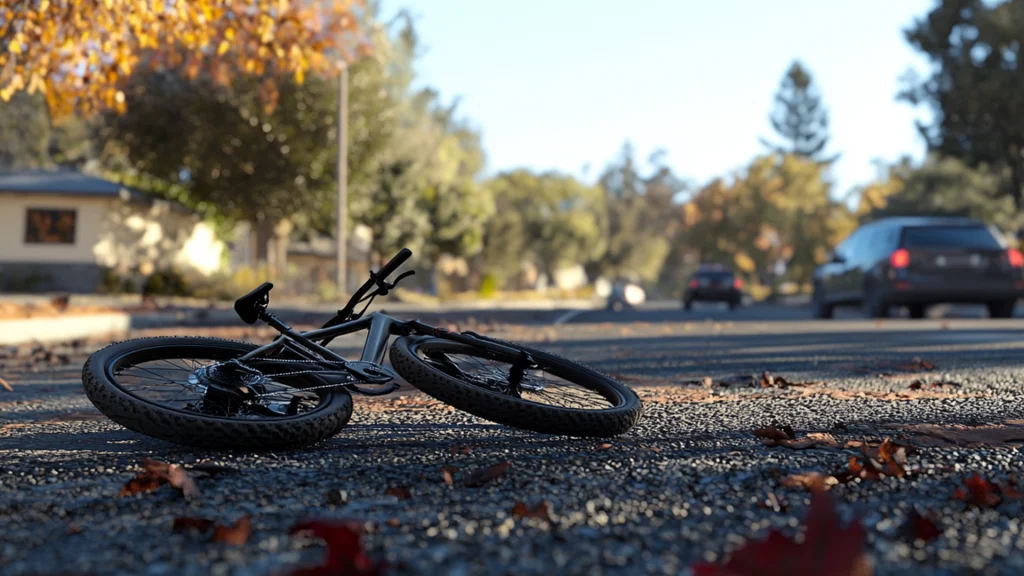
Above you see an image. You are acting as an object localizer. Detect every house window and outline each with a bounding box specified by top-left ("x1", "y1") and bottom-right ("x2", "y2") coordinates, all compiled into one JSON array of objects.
[{"x1": 25, "y1": 208, "x2": 77, "y2": 245}]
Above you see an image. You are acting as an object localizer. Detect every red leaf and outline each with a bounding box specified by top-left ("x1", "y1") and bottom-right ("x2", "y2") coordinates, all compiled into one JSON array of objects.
[
  {"x1": 902, "y1": 510, "x2": 941, "y2": 543},
  {"x1": 463, "y1": 461, "x2": 511, "y2": 488},
  {"x1": 385, "y1": 487, "x2": 411, "y2": 500},
  {"x1": 692, "y1": 491, "x2": 870, "y2": 576},
  {"x1": 288, "y1": 520, "x2": 387, "y2": 576},
  {"x1": 173, "y1": 517, "x2": 216, "y2": 533},
  {"x1": 596, "y1": 442, "x2": 614, "y2": 451},
  {"x1": 119, "y1": 458, "x2": 200, "y2": 500},
  {"x1": 953, "y1": 474, "x2": 1001, "y2": 508},
  {"x1": 211, "y1": 516, "x2": 251, "y2": 547}
]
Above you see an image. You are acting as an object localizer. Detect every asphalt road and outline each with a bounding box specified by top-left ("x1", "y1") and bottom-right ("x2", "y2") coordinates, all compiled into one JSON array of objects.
[{"x1": 3, "y1": 303, "x2": 1024, "y2": 575}]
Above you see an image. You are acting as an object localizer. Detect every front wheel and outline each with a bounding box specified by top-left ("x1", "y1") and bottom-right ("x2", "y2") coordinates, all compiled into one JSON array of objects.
[
  {"x1": 987, "y1": 300, "x2": 1016, "y2": 319},
  {"x1": 82, "y1": 337, "x2": 354, "y2": 451},
  {"x1": 389, "y1": 336, "x2": 642, "y2": 437}
]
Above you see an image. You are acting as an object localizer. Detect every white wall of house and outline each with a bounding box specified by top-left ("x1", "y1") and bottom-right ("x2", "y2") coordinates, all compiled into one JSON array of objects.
[{"x1": 0, "y1": 192, "x2": 225, "y2": 276}]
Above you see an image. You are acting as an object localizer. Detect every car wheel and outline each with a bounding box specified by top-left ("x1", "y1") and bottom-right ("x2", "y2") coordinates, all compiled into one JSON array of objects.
[
  {"x1": 811, "y1": 283, "x2": 834, "y2": 319},
  {"x1": 908, "y1": 304, "x2": 926, "y2": 319},
  {"x1": 862, "y1": 283, "x2": 889, "y2": 319},
  {"x1": 987, "y1": 300, "x2": 1016, "y2": 319}
]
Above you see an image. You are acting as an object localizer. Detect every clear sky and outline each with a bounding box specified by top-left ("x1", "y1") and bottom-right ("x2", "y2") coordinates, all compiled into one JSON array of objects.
[{"x1": 384, "y1": 0, "x2": 938, "y2": 197}]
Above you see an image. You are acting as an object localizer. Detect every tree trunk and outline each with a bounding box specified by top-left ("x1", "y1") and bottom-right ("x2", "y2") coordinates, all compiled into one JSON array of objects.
[{"x1": 253, "y1": 220, "x2": 274, "y2": 269}]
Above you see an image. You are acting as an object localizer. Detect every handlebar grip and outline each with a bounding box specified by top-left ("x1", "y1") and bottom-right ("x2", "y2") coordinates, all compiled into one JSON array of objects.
[{"x1": 376, "y1": 248, "x2": 412, "y2": 280}]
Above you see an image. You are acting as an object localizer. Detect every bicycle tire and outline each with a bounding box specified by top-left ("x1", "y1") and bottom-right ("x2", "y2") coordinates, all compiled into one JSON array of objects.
[
  {"x1": 82, "y1": 337, "x2": 354, "y2": 451},
  {"x1": 389, "y1": 335, "x2": 642, "y2": 437}
]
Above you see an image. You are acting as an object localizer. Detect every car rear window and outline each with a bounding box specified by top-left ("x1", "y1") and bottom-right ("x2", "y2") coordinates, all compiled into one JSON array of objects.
[
  {"x1": 698, "y1": 271, "x2": 734, "y2": 282},
  {"x1": 900, "y1": 226, "x2": 1003, "y2": 250}
]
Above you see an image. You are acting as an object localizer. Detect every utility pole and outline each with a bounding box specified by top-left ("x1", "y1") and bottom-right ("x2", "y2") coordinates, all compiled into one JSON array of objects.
[{"x1": 335, "y1": 63, "x2": 349, "y2": 294}]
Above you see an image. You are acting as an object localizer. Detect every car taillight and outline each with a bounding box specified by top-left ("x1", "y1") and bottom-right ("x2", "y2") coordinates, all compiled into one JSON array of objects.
[
  {"x1": 890, "y1": 248, "x2": 910, "y2": 269},
  {"x1": 1008, "y1": 248, "x2": 1024, "y2": 268},
  {"x1": 733, "y1": 278, "x2": 743, "y2": 289},
  {"x1": 688, "y1": 279, "x2": 699, "y2": 289}
]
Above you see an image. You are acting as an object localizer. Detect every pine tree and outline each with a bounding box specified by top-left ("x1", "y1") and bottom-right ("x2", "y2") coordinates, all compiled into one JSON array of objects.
[{"x1": 761, "y1": 61, "x2": 839, "y2": 164}]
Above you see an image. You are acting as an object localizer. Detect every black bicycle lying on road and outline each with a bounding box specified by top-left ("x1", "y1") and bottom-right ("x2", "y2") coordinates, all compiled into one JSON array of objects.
[{"x1": 82, "y1": 249, "x2": 643, "y2": 451}]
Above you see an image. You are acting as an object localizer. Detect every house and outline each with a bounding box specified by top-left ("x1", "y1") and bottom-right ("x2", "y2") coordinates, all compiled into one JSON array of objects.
[
  {"x1": 0, "y1": 169, "x2": 225, "y2": 293},
  {"x1": 228, "y1": 221, "x2": 373, "y2": 296}
]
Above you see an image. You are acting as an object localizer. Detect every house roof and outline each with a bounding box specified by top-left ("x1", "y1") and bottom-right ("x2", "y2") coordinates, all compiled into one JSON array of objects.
[
  {"x1": 0, "y1": 169, "x2": 195, "y2": 214},
  {"x1": 0, "y1": 169, "x2": 130, "y2": 197}
]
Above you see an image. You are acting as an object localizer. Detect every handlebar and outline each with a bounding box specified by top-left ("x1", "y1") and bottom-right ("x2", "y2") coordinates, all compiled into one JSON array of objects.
[{"x1": 377, "y1": 248, "x2": 412, "y2": 280}]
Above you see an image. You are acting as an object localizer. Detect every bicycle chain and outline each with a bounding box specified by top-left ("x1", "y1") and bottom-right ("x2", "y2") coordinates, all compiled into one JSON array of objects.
[{"x1": 237, "y1": 357, "x2": 381, "y2": 399}]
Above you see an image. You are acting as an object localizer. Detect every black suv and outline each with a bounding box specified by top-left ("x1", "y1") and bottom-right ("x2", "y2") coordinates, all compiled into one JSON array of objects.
[
  {"x1": 683, "y1": 265, "x2": 743, "y2": 310},
  {"x1": 812, "y1": 217, "x2": 1024, "y2": 319}
]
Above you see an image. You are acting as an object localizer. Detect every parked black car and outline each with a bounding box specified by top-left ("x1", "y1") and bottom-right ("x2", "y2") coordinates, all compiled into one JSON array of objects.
[
  {"x1": 811, "y1": 217, "x2": 1024, "y2": 319},
  {"x1": 683, "y1": 264, "x2": 743, "y2": 310}
]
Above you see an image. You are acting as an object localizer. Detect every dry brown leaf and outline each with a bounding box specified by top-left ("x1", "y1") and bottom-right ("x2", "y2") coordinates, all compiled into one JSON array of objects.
[
  {"x1": 65, "y1": 523, "x2": 82, "y2": 535},
  {"x1": 385, "y1": 517, "x2": 401, "y2": 528},
  {"x1": 211, "y1": 516, "x2": 251, "y2": 546},
  {"x1": 780, "y1": 472, "x2": 838, "y2": 492},
  {"x1": 511, "y1": 501, "x2": 553, "y2": 522},
  {"x1": 892, "y1": 422, "x2": 1024, "y2": 447},
  {"x1": 753, "y1": 426, "x2": 796, "y2": 441},
  {"x1": 596, "y1": 442, "x2": 614, "y2": 451},
  {"x1": 463, "y1": 461, "x2": 511, "y2": 488},
  {"x1": 763, "y1": 432, "x2": 839, "y2": 450},
  {"x1": 385, "y1": 487, "x2": 411, "y2": 500},
  {"x1": 118, "y1": 471, "x2": 165, "y2": 497},
  {"x1": 0, "y1": 376, "x2": 12, "y2": 392},
  {"x1": 442, "y1": 468, "x2": 455, "y2": 487}
]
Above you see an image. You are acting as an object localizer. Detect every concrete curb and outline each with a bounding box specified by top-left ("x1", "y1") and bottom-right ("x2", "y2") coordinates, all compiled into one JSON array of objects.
[{"x1": 0, "y1": 313, "x2": 132, "y2": 345}]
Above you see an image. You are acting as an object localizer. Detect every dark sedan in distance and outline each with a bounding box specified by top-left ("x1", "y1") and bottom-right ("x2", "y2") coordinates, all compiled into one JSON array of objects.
[
  {"x1": 811, "y1": 216, "x2": 1024, "y2": 319},
  {"x1": 683, "y1": 264, "x2": 743, "y2": 310}
]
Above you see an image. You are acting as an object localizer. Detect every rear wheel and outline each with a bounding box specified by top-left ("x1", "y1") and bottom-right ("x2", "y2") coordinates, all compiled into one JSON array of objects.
[
  {"x1": 811, "y1": 283, "x2": 834, "y2": 319},
  {"x1": 987, "y1": 300, "x2": 1016, "y2": 319},
  {"x1": 862, "y1": 283, "x2": 889, "y2": 319},
  {"x1": 82, "y1": 337, "x2": 354, "y2": 451},
  {"x1": 389, "y1": 336, "x2": 642, "y2": 437}
]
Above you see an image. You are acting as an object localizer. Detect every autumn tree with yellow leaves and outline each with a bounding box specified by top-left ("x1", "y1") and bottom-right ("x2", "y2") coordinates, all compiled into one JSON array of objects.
[
  {"x1": 0, "y1": 0, "x2": 365, "y2": 117},
  {"x1": 682, "y1": 154, "x2": 855, "y2": 291}
]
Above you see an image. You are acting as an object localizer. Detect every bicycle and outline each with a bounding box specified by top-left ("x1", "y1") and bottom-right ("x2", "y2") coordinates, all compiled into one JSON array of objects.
[{"x1": 82, "y1": 249, "x2": 644, "y2": 451}]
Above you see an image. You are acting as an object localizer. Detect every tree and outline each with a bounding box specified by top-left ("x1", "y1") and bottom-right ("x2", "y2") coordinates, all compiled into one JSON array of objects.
[
  {"x1": 761, "y1": 61, "x2": 838, "y2": 164},
  {"x1": 901, "y1": 0, "x2": 1024, "y2": 208},
  {"x1": 0, "y1": 91, "x2": 51, "y2": 169},
  {"x1": 682, "y1": 154, "x2": 853, "y2": 288},
  {"x1": 859, "y1": 155, "x2": 1021, "y2": 233},
  {"x1": 589, "y1": 143, "x2": 686, "y2": 285},
  {"x1": 0, "y1": 0, "x2": 364, "y2": 117},
  {"x1": 483, "y1": 170, "x2": 606, "y2": 284},
  {"x1": 98, "y1": 65, "x2": 342, "y2": 261}
]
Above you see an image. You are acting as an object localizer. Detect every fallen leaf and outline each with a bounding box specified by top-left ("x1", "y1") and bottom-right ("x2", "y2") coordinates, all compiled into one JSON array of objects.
[
  {"x1": 511, "y1": 500, "x2": 553, "y2": 522},
  {"x1": 463, "y1": 461, "x2": 511, "y2": 488},
  {"x1": 596, "y1": 442, "x2": 614, "y2": 451},
  {"x1": 692, "y1": 491, "x2": 870, "y2": 576},
  {"x1": 118, "y1": 471, "x2": 165, "y2": 497},
  {"x1": 385, "y1": 517, "x2": 401, "y2": 528},
  {"x1": 902, "y1": 510, "x2": 941, "y2": 543},
  {"x1": 66, "y1": 523, "x2": 82, "y2": 535},
  {"x1": 212, "y1": 516, "x2": 251, "y2": 546},
  {"x1": 753, "y1": 426, "x2": 796, "y2": 442},
  {"x1": 893, "y1": 422, "x2": 1024, "y2": 447},
  {"x1": 119, "y1": 458, "x2": 200, "y2": 500},
  {"x1": 0, "y1": 376, "x2": 11, "y2": 392},
  {"x1": 173, "y1": 517, "x2": 216, "y2": 533},
  {"x1": 780, "y1": 472, "x2": 838, "y2": 492},
  {"x1": 288, "y1": 519, "x2": 387, "y2": 576},
  {"x1": 953, "y1": 474, "x2": 1002, "y2": 508},
  {"x1": 441, "y1": 466, "x2": 457, "y2": 487},
  {"x1": 909, "y1": 380, "x2": 923, "y2": 390},
  {"x1": 762, "y1": 432, "x2": 839, "y2": 450},
  {"x1": 385, "y1": 486, "x2": 411, "y2": 500}
]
